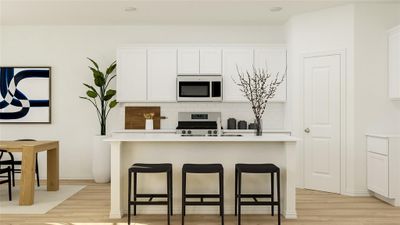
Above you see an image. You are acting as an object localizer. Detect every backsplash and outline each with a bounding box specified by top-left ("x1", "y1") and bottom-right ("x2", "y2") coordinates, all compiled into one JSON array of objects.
[{"x1": 116, "y1": 102, "x2": 286, "y2": 130}]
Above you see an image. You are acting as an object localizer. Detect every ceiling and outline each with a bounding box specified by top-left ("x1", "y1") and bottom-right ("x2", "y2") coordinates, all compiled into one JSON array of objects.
[{"x1": 0, "y1": 0, "x2": 399, "y2": 26}]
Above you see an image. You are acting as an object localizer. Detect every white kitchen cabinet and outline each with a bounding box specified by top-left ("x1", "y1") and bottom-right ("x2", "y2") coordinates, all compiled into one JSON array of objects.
[
  {"x1": 254, "y1": 48, "x2": 287, "y2": 102},
  {"x1": 116, "y1": 48, "x2": 147, "y2": 102},
  {"x1": 366, "y1": 134, "x2": 400, "y2": 206},
  {"x1": 147, "y1": 48, "x2": 177, "y2": 102},
  {"x1": 177, "y1": 48, "x2": 222, "y2": 75},
  {"x1": 177, "y1": 48, "x2": 199, "y2": 75},
  {"x1": 222, "y1": 48, "x2": 254, "y2": 102},
  {"x1": 200, "y1": 48, "x2": 222, "y2": 74},
  {"x1": 389, "y1": 26, "x2": 400, "y2": 100},
  {"x1": 367, "y1": 151, "x2": 389, "y2": 197}
]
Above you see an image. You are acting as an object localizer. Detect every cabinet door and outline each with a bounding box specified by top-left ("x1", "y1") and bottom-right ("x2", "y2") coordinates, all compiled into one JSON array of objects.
[
  {"x1": 116, "y1": 48, "x2": 147, "y2": 102},
  {"x1": 177, "y1": 48, "x2": 199, "y2": 75},
  {"x1": 147, "y1": 48, "x2": 177, "y2": 102},
  {"x1": 200, "y1": 48, "x2": 222, "y2": 74},
  {"x1": 389, "y1": 29, "x2": 400, "y2": 99},
  {"x1": 367, "y1": 152, "x2": 389, "y2": 197},
  {"x1": 254, "y1": 48, "x2": 287, "y2": 102},
  {"x1": 222, "y1": 48, "x2": 254, "y2": 102}
]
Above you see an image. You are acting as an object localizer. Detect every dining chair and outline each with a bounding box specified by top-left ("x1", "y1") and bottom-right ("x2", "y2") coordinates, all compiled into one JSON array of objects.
[
  {"x1": 0, "y1": 139, "x2": 40, "y2": 187},
  {"x1": 0, "y1": 150, "x2": 13, "y2": 201}
]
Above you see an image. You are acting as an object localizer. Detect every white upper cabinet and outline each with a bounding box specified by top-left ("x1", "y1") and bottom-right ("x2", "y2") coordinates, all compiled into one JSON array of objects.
[
  {"x1": 200, "y1": 48, "x2": 222, "y2": 74},
  {"x1": 116, "y1": 48, "x2": 147, "y2": 102},
  {"x1": 117, "y1": 45, "x2": 287, "y2": 103},
  {"x1": 177, "y1": 48, "x2": 222, "y2": 75},
  {"x1": 222, "y1": 48, "x2": 254, "y2": 102},
  {"x1": 254, "y1": 48, "x2": 287, "y2": 102},
  {"x1": 389, "y1": 26, "x2": 400, "y2": 100},
  {"x1": 147, "y1": 48, "x2": 177, "y2": 102},
  {"x1": 177, "y1": 48, "x2": 199, "y2": 75}
]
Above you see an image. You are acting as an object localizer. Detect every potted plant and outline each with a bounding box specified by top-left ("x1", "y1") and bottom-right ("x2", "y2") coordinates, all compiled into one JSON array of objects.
[
  {"x1": 80, "y1": 58, "x2": 117, "y2": 183},
  {"x1": 235, "y1": 66, "x2": 285, "y2": 136}
]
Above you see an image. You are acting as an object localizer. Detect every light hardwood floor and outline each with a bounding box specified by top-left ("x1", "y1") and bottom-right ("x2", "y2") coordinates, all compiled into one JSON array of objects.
[{"x1": 1, "y1": 180, "x2": 400, "y2": 225}]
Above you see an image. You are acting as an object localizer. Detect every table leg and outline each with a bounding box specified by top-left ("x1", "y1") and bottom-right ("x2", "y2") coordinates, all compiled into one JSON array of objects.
[
  {"x1": 47, "y1": 144, "x2": 59, "y2": 191},
  {"x1": 283, "y1": 142, "x2": 297, "y2": 219},
  {"x1": 110, "y1": 141, "x2": 122, "y2": 219},
  {"x1": 19, "y1": 146, "x2": 36, "y2": 205}
]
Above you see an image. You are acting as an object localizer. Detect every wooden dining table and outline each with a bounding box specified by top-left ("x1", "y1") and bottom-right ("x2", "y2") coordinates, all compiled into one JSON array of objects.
[{"x1": 0, "y1": 140, "x2": 59, "y2": 205}]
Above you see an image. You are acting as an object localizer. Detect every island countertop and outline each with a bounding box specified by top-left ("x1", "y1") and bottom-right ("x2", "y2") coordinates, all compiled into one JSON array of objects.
[{"x1": 105, "y1": 133, "x2": 299, "y2": 142}]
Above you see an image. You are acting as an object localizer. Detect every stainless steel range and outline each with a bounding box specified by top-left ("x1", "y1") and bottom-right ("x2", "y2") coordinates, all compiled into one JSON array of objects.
[{"x1": 176, "y1": 112, "x2": 221, "y2": 136}]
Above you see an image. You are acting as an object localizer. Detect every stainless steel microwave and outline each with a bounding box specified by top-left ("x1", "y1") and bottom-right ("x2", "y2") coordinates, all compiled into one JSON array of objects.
[{"x1": 177, "y1": 75, "x2": 223, "y2": 102}]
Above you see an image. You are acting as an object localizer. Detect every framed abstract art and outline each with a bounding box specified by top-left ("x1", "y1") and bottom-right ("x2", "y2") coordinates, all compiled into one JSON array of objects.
[{"x1": 0, "y1": 67, "x2": 51, "y2": 123}]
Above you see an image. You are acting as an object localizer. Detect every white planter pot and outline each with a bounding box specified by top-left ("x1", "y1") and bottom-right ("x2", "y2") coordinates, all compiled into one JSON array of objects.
[
  {"x1": 92, "y1": 135, "x2": 110, "y2": 183},
  {"x1": 145, "y1": 119, "x2": 154, "y2": 130}
]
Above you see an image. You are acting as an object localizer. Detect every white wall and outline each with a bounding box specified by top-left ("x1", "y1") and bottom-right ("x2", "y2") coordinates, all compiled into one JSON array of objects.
[
  {"x1": 0, "y1": 25, "x2": 286, "y2": 179},
  {"x1": 353, "y1": 3, "x2": 400, "y2": 193},
  {"x1": 286, "y1": 4, "x2": 356, "y2": 193}
]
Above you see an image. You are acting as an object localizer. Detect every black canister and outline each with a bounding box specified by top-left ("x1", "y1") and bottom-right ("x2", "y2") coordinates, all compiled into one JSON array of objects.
[
  {"x1": 238, "y1": 120, "x2": 247, "y2": 129},
  {"x1": 248, "y1": 123, "x2": 256, "y2": 129},
  {"x1": 227, "y1": 118, "x2": 237, "y2": 129}
]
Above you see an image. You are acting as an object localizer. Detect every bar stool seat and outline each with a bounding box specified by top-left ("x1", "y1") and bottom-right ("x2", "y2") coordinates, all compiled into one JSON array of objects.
[
  {"x1": 128, "y1": 163, "x2": 173, "y2": 225},
  {"x1": 235, "y1": 163, "x2": 281, "y2": 225},
  {"x1": 236, "y1": 163, "x2": 279, "y2": 173},
  {"x1": 182, "y1": 163, "x2": 224, "y2": 225}
]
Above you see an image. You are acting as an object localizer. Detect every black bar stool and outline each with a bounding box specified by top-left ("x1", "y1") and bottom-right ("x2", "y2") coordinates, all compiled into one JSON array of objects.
[
  {"x1": 182, "y1": 163, "x2": 224, "y2": 225},
  {"x1": 235, "y1": 163, "x2": 281, "y2": 225},
  {"x1": 128, "y1": 163, "x2": 173, "y2": 225}
]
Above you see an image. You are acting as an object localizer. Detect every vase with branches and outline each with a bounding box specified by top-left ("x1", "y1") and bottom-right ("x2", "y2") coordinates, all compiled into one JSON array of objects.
[
  {"x1": 235, "y1": 66, "x2": 286, "y2": 136},
  {"x1": 80, "y1": 58, "x2": 118, "y2": 136}
]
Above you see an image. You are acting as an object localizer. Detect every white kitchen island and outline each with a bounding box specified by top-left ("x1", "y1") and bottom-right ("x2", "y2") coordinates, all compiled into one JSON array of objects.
[{"x1": 105, "y1": 132, "x2": 299, "y2": 219}]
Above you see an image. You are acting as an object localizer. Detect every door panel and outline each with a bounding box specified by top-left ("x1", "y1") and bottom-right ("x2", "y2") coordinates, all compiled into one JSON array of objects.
[
  {"x1": 147, "y1": 48, "x2": 177, "y2": 101},
  {"x1": 116, "y1": 48, "x2": 147, "y2": 102},
  {"x1": 254, "y1": 48, "x2": 287, "y2": 102},
  {"x1": 304, "y1": 54, "x2": 341, "y2": 193},
  {"x1": 200, "y1": 48, "x2": 222, "y2": 74},
  {"x1": 178, "y1": 48, "x2": 199, "y2": 75},
  {"x1": 222, "y1": 48, "x2": 254, "y2": 102},
  {"x1": 367, "y1": 152, "x2": 389, "y2": 197}
]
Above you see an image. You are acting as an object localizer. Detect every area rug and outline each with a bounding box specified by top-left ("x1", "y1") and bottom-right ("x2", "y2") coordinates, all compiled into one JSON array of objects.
[{"x1": 0, "y1": 185, "x2": 85, "y2": 214}]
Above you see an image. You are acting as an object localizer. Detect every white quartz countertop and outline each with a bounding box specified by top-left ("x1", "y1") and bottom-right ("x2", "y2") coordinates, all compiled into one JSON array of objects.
[
  {"x1": 112, "y1": 129, "x2": 292, "y2": 134},
  {"x1": 366, "y1": 133, "x2": 400, "y2": 138},
  {"x1": 105, "y1": 133, "x2": 299, "y2": 142}
]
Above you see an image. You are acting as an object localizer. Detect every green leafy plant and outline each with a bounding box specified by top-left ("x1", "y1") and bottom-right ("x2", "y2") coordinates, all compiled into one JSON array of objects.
[{"x1": 80, "y1": 58, "x2": 118, "y2": 135}]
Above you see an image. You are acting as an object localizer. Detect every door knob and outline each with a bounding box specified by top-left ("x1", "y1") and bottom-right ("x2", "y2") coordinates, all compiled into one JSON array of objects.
[{"x1": 304, "y1": 128, "x2": 310, "y2": 133}]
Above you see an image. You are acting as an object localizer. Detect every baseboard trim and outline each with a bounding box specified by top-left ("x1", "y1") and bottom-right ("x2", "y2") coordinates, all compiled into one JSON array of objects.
[{"x1": 343, "y1": 189, "x2": 370, "y2": 197}]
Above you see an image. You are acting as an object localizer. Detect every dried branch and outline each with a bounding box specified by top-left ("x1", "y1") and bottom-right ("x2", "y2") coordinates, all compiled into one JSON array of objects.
[{"x1": 233, "y1": 65, "x2": 286, "y2": 121}]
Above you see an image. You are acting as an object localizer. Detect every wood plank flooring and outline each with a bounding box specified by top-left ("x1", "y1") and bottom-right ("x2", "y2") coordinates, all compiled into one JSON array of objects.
[{"x1": 1, "y1": 180, "x2": 400, "y2": 225}]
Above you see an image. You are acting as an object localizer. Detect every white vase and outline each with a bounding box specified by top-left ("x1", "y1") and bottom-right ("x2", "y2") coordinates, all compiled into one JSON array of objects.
[
  {"x1": 145, "y1": 119, "x2": 154, "y2": 130},
  {"x1": 92, "y1": 135, "x2": 110, "y2": 183}
]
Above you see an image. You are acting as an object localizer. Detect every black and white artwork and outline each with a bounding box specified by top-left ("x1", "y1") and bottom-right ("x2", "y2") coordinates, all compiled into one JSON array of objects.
[{"x1": 0, "y1": 67, "x2": 51, "y2": 123}]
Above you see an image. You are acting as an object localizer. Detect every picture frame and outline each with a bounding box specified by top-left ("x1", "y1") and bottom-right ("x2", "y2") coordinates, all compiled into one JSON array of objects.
[{"x1": 0, "y1": 66, "x2": 52, "y2": 124}]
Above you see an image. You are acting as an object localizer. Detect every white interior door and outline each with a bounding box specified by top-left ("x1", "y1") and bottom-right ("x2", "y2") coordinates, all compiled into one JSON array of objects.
[{"x1": 304, "y1": 54, "x2": 341, "y2": 193}]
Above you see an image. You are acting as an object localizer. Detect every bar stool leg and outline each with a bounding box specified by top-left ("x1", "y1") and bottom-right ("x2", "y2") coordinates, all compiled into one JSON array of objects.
[
  {"x1": 238, "y1": 170, "x2": 242, "y2": 225},
  {"x1": 170, "y1": 169, "x2": 173, "y2": 216},
  {"x1": 128, "y1": 171, "x2": 132, "y2": 225},
  {"x1": 219, "y1": 170, "x2": 224, "y2": 225},
  {"x1": 167, "y1": 173, "x2": 171, "y2": 225},
  {"x1": 277, "y1": 170, "x2": 281, "y2": 225},
  {"x1": 182, "y1": 170, "x2": 186, "y2": 225},
  {"x1": 234, "y1": 167, "x2": 238, "y2": 216},
  {"x1": 271, "y1": 172, "x2": 274, "y2": 216},
  {"x1": 133, "y1": 172, "x2": 137, "y2": 216}
]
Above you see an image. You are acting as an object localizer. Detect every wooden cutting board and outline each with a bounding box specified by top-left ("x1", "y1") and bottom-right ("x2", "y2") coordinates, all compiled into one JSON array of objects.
[{"x1": 125, "y1": 106, "x2": 161, "y2": 129}]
